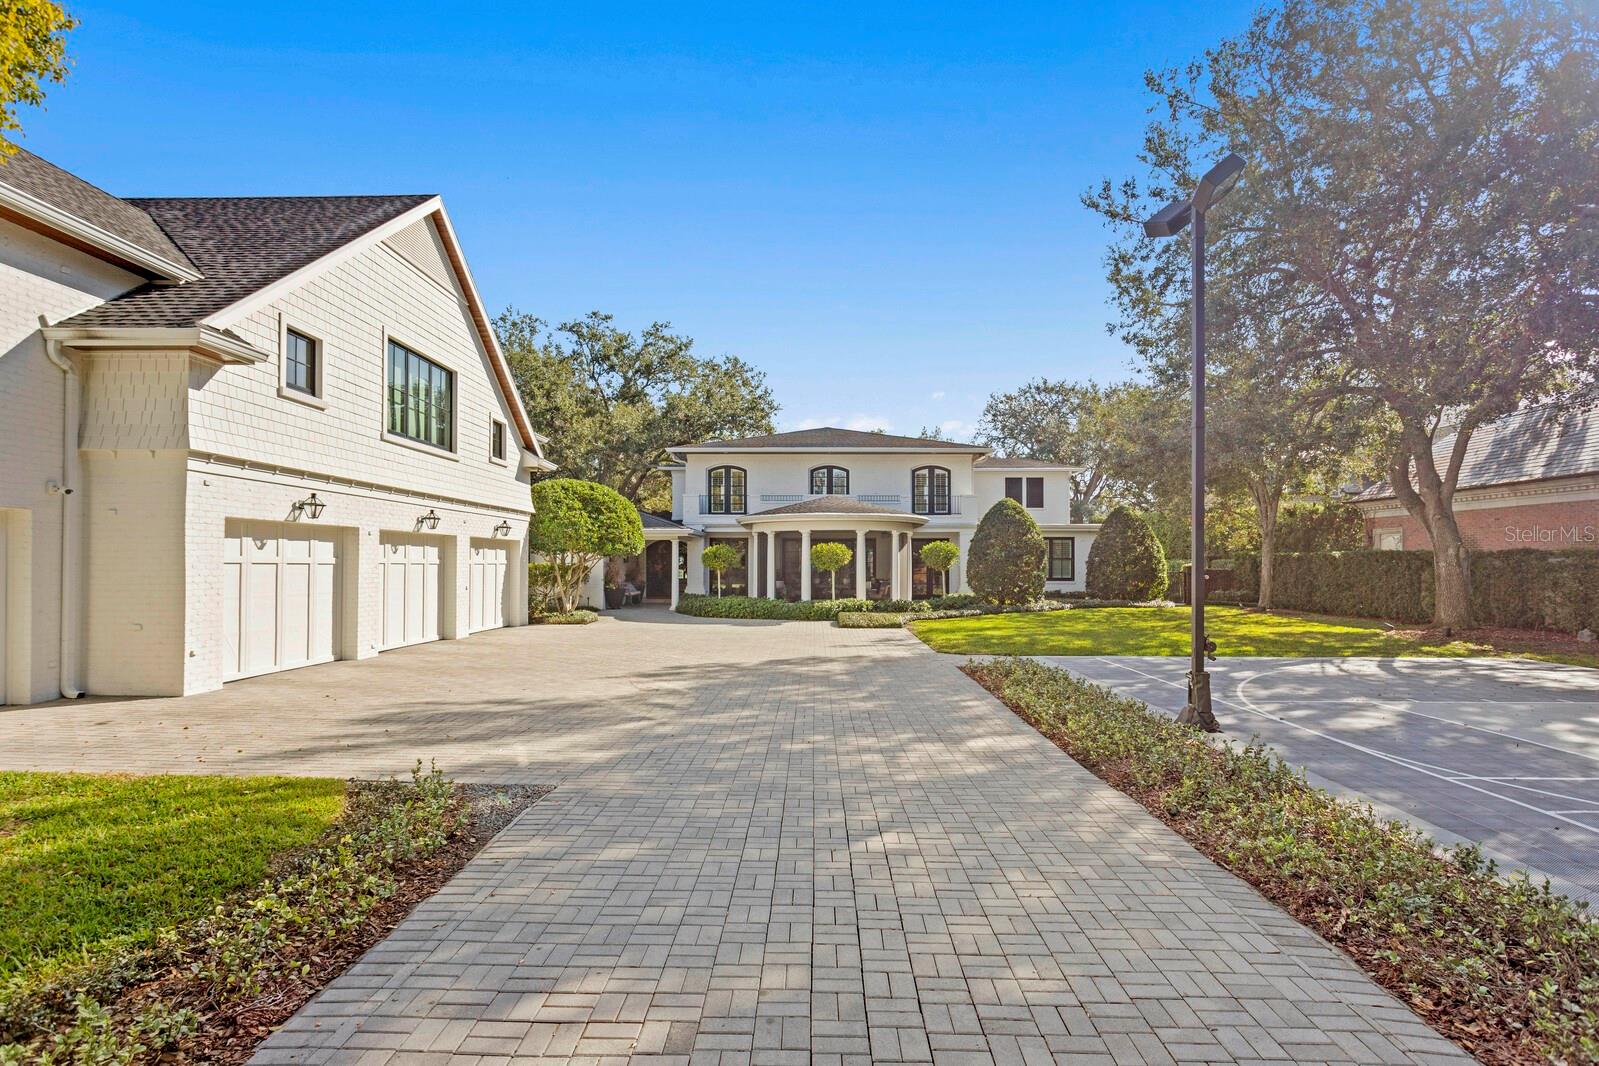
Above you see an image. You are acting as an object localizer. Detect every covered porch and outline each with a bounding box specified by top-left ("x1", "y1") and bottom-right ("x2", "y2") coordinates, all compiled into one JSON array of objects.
[{"x1": 590, "y1": 514, "x2": 696, "y2": 609}]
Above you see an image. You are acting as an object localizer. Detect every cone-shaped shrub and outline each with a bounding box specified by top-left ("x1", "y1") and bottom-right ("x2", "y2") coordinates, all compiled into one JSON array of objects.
[
  {"x1": 967, "y1": 498, "x2": 1046, "y2": 604},
  {"x1": 1085, "y1": 506, "x2": 1168, "y2": 600}
]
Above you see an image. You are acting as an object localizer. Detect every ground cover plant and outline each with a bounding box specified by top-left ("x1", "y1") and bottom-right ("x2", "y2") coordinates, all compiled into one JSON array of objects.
[
  {"x1": 0, "y1": 766, "x2": 544, "y2": 1064},
  {"x1": 965, "y1": 657, "x2": 1599, "y2": 1063},
  {"x1": 912, "y1": 605, "x2": 1598, "y2": 666},
  {"x1": 528, "y1": 609, "x2": 598, "y2": 624}
]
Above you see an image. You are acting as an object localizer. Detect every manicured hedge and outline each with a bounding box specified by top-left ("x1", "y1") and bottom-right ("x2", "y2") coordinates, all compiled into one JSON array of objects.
[
  {"x1": 1084, "y1": 506, "x2": 1169, "y2": 601},
  {"x1": 529, "y1": 610, "x2": 598, "y2": 625},
  {"x1": 967, "y1": 657, "x2": 1599, "y2": 1063},
  {"x1": 676, "y1": 595, "x2": 871, "y2": 620},
  {"x1": 1233, "y1": 548, "x2": 1598, "y2": 632}
]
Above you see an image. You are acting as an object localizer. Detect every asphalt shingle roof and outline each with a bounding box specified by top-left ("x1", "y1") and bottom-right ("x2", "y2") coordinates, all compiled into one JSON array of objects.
[
  {"x1": 1354, "y1": 404, "x2": 1599, "y2": 501},
  {"x1": 974, "y1": 456, "x2": 1064, "y2": 468},
  {"x1": 0, "y1": 148, "x2": 196, "y2": 272},
  {"x1": 750, "y1": 494, "x2": 918, "y2": 517},
  {"x1": 678, "y1": 427, "x2": 982, "y2": 451},
  {"x1": 58, "y1": 194, "x2": 432, "y2": 329},
  {"x1": 640, "y1": 512, "x2": 690, "y2": 531}
]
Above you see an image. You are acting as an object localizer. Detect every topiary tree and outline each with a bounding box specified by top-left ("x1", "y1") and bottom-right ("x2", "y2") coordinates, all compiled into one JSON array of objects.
[
  {"x1": 918, "y1": 540, "x2": 959, "y2": 596},
  {"x1": 967, "y1": 499, "x2": 1047, "y2": 605},
  {"x1": 1085, "y1": 506, "x2": 1169, "y2": 601},
  {"x1": 529, "y1": 479, "x2": 644, "y2": 613},
  {"x1": 702, "y1": 544, "x2": 739, "y2": 597},
  {"x1": 809, "y1": 541, "x2": 853, "y2": 600}
]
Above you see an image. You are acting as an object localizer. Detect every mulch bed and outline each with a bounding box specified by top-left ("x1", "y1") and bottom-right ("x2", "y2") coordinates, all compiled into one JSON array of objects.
[{"x1": 130, "y1": 782, "x2": 547, "y2": 1064}]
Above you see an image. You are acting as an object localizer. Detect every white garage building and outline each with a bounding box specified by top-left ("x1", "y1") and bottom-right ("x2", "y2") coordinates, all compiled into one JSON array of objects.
[{"x1": 0, "y1": 149, "x2": 549, "y2": 704}]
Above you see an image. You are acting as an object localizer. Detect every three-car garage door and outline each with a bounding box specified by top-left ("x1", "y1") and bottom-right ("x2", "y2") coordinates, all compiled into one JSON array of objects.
[
  {"x1": 467, "y1": 539, "x2": 511, "y2": 632},
  {"x1": 222, "y1": 521, "x2": 340, "y2": 681},
  {"x1": 377, "y1": 533, "x2": 442, "y2": 650}
]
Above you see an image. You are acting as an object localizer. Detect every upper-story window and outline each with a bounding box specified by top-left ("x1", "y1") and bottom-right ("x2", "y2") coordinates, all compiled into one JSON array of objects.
[
  {"x1": 1005, "y1": 476, "x2": 1044, "y2": 509},
  {"x1": 387, "y1": 340, "x2": 454, "y2": 450},
  {"x1": 809, "y1": 465, "x2": 849, "y2": 495},
  {"x1": 284, "y1": 328, "x2": 318, "y2": 395},
  {"x1": 491, "y1": 419, "x2": 506, "y2": 461},
  {"x1": 912, "y1": 466, "x2": 951, "y2": 515},
  {"x1": 708, "y1": 465, "x2": 747, "y2": 514}
]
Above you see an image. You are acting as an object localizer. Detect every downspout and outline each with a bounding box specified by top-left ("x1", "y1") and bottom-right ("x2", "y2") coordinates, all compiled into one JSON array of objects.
[{"x1": 40, "y1": 318, "x2": 83, "y2": 698}]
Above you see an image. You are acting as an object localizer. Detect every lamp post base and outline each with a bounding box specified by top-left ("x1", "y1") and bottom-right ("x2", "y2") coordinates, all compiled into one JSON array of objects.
[{"x1": 1179, "y1": 669, "x2": 1221, "y2": 732}]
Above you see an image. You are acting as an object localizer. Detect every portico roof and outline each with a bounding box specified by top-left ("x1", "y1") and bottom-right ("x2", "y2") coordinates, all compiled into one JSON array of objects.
[{"x1": 736, "y1": 494, "x2": 927, "y2": 526}]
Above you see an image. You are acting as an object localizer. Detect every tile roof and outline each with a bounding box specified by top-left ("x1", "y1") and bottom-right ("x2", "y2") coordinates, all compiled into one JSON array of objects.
[
  {"x1": 1353, "y1": 403, "x2": 1599, "y2": 501},
  {"x1": 58, "y1": 194, "x2": 432, "y2": 329},
  {"x1": 747, "y1": 494, "x2": 919, "y2": 518},
  {"x1": 676, "y1": 427, "x2": 983, "y2": 451},
  {"x1": 0, "y1": 148, "x2": 195, "y2": 272}
]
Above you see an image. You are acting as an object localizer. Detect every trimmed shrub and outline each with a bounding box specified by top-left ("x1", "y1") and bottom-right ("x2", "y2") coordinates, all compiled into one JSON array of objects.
[
  {"x1": 529, "y1": 480, "x2": 643, "y2": 613},
  {"x1": 1085, "y1": 507, "x2": 1169, "y2": 601},
  {"x1": 529, "y1": 610, "x2": 598, "y2": 625},
  {"x1": 926, "y1": 593, "x2": 983, "y2": 610},
  {"x1": 967, "y1": 499, "x2": 1047, "y2": 605},
  {"x1": 809, "y1": 541, "x2": 853, "y2": 599},
  {"x1": 676, "y1": 594, "x2": 869, "y2": 621},
  {"x1": 918, "y1": 541, "x2": 959, "y2": 590},
  {"x1": 701, "y1": 544, "x2": 740, "y2": 597},
  {"x1": 1470, "y1": 549, "x2": 1599, "y2": 634},
  {"x1": 836, "y1": 612, "x2": 914, "y2": 629}
]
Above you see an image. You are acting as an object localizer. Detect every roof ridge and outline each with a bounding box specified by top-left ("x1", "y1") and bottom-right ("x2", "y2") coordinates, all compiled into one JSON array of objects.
[{"x1": 125, "y1": 193, "x2": 435, "y2": 204}]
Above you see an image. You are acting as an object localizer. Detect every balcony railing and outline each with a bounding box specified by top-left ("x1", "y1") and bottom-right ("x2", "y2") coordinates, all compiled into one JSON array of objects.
[{"x1": 691, "y1": 493, "x2": 970, "y2": 516}]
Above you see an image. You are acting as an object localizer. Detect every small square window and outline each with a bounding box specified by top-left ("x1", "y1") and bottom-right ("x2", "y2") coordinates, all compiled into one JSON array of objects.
[
  {"x1": 285, "y1": 329, "x2": 317, "y2": 395},
  {"x1": 491, "y1": 420, "x2": 506, "y2": 461}
]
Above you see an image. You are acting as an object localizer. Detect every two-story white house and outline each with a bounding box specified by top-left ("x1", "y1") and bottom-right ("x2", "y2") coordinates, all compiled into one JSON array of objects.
[
  {"x1": 0, "y1": 148, "x2": 551, "y2": 705},
  {"x1": 590, "y1": 427, "x2": 1098, "y2": 607}
]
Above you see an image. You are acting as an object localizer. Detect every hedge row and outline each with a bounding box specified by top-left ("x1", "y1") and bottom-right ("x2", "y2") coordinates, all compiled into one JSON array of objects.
[
  {"x1": 1232, "y1": 548, "x2": 1598, "y2": 633},
  {"x1": 967, "y1": 657, "x2": 1599, "y2": 1063},
  {"x1": 675, "y1": 593, "x2": 988, "y2": 621}
]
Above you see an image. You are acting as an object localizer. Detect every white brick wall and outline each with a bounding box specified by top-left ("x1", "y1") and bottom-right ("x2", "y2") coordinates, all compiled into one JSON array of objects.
[{"x1": 0, "y1": 220, "x2": 142, "y2": 703}]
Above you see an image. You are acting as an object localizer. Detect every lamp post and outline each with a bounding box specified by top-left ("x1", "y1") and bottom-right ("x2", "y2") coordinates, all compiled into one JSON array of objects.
[{"x1": 1143, "y1": 151, "x2": 1245, "y2": 733}]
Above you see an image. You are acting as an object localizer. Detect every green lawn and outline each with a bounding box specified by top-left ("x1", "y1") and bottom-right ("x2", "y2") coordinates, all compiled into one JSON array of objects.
[
  {"x1": 910, "y1": 605, "x2": 1597, "y2": 665},
  {"x1": 0, "y1": 772, "x2": 345, "y2": 979}
]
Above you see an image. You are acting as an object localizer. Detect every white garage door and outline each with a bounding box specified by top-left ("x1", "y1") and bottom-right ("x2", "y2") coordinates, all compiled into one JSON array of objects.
[
  {"x1": 0, "y1": 516, "x2": 8, "y2": 705},
  {"x1": 377, "y1": 533, "x2": 442, "y2": 650},
  {"x1": 223, "y1": 521, "x2": 340, "y2": 682},
  {"x1": 468, "y1": 539, "x2": 511, "y2": 633}
]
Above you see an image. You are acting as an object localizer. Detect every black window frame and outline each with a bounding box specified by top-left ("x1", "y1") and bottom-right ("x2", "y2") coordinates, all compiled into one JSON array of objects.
[
  {"x1": 912, "y1": 465, "x2": 952, "y2": 515},
  {"x1": 284, "y1": 327, "x2": 317, "y2": 396},
  {"x1": 809, "y1": 465, "x2": 850, "y2": 496},
  {"x1": 491, "y1": 419, "x2": 506, "y2": 461},
  {"x1": 1046, "y1": 536, "x2": 1075, "y2": 581},
  {"x1": 707, "y1": 465, "x2": 747, "y2": 514},
  {"x1": 1026, "y1": 476, "x2": 1044, "y2": 509},
  {"x1": 386, "y1": 340, "x2": 454, "y2": 451}
]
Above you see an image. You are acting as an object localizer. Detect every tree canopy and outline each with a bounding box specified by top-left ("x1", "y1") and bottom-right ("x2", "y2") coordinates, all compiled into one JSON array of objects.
[
  {"x1": 0, "y1": 0, "x2": 75, "y2": 156},
  {"x1": 497, "y1": 310, "x2": 778, "y2": 508},
  {"x1": 528, "y1": 479, "x2": 643, "y2": 613}
]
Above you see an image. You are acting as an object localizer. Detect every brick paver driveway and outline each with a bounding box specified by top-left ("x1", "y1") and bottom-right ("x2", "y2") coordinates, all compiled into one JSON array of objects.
[{"x1": 1, "y1": 611, "x2": 1465, "y2": 1065}]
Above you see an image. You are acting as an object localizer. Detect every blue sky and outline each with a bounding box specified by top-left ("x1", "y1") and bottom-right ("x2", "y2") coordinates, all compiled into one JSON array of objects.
[{"x1": 19, "y1": 1, "x2": 1257, "y2": 438}]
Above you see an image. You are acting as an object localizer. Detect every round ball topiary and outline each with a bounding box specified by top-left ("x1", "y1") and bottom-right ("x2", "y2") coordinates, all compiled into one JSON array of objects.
[
  {"x1": 1085, "y1": 506, "x2": 1169, "y2": 601},
  {"x1": 967, "y1": 498, "x2": 1047, "y2": 605}
]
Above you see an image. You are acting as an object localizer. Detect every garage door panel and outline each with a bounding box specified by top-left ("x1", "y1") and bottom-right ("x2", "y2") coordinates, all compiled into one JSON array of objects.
[
  {"x1": 378, "y1": 533, "x2": 442, "y2": 650},
  {"x1": 468, "y1": 539, "x2": 510, "y2": 633},
  {"x1": 224, "y1": 521, "x2": 341, "y2": 682}
]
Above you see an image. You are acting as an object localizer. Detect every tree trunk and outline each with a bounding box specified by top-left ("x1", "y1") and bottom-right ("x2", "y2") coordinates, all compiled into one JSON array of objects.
[
  {"x1": 1248, "y1": 478, "x2": 1282, "y2": 610},
  {"x1": 1425, "y1": 503, "x2": 1472, "y2": 630},
  {"x1": 1389, "y1": 425, "x2": 1474, "y2": 630}
]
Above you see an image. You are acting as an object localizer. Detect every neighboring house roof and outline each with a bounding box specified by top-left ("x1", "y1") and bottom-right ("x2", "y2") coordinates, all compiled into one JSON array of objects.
[
  {"x1": 58, "y1": 194, "x2": 431, "y2": 329},
  {"x1": 0, "y1": 148, "x2": 198, "y2": 277},
  {"x1": 974, "y1": 456, "x2": 1075, "y2": 470},
  {"x1": 673, "y1": 427, "x2": 985, "y2": 452},
  {"x1": 1352, "y1": 403, "x2": 1599, "y2": 503},
  {"x1": 748, "y1": 494, "x2": 920, "y2": 518}
]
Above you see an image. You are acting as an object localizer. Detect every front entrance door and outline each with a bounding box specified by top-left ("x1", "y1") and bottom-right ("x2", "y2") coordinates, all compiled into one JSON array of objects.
[
  {"x1": 645, "y1": 541, "x2": 673, "y2": 600},
  {"x1": 912, "y1": 538, "x2": 949, "y2": 599},
  {"x1": 780, "y1": 537, "x2": 801, "y2": 600}
]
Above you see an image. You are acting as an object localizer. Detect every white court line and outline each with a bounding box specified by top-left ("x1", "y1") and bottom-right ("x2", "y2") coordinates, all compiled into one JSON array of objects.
[{"x1": 1087, "y1": 656, "x2": 1599, "y2": 839}]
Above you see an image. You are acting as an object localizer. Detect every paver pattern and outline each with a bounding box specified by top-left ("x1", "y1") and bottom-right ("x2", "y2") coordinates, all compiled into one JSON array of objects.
[
  {"x1": 1, "y1": 613, "x2": 1466, "y2": 1064},
  {"x1": 1048, "y1": 655, "x2": 1599, "y2": 906}
]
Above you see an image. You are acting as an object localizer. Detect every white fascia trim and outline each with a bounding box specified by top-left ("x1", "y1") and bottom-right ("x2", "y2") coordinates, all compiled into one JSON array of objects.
[
  {"x1": 976, "y1": 463, "x2": 1085, "y2": 473},
  {"x1": 737, "y1": 511, "x2": 930, "y2": 526},
  {"x1": 41, "y1": 325, "x2": 270, "y2": 365},
  {"x1": 669, "y1": 446, "x2": 991, "y2": 456},
  {"x1": 0, "y1": 182, "x2": 202, "y2": 282}
]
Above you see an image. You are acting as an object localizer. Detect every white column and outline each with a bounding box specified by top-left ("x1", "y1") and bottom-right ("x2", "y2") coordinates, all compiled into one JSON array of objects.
[
  {"x1": 950, "y1": 532, "x2": 962, "y2": 594},
  {"x1": 670, "y1": 538, "x2": 680, "y2": 608},
  {"x1": 765, "y1": 530, "x2": 778, "y2": 599},
  {"x1": 889, "y1": 532, "x2": 902, "y2": 600},
  {"x1": 855, "y1": 528, "x2": 867, "y2": 601},
  {"x1": 800, "y1": 528, "x2": 812, "y2": 600}
]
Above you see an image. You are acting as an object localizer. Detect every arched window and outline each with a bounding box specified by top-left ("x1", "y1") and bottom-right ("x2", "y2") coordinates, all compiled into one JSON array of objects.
[
  {"x1": 707, "y1": 465, "x2": 747, "y2": 514},
  {"x1": 912, "y1": 466, "x2": 951, "y2": 515},
  {"x1": 809, "y1": 465, "x2": 850, "y2": 496}
]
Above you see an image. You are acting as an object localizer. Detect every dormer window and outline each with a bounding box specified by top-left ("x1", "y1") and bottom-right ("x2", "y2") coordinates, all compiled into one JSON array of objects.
[
  {"x1": 708, "y1": 465, "x2": 746, "y2": 514},
  {"x1": 809, "y1": 465, "x2": 849, "y2": 496},
  {"x1": 912, "y1": 466, "x2": 951, "y2": 515}
]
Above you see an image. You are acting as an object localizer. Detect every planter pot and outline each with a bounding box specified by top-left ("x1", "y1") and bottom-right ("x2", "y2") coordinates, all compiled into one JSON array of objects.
[{"x1": 604, "y1": 588, "x2": 624, "y2": 610}]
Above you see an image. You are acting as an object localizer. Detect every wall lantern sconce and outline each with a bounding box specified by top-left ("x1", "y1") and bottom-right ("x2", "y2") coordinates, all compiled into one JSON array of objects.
[
  {"x1": 295, "y1": 493, "x2": 327, "y2": 519},
  {"x1": 493, "y1": 521, "x2": 512, "y2": 538},
  {"x1": 419, "y1": 509, "x2": 441, "y2": 531}
]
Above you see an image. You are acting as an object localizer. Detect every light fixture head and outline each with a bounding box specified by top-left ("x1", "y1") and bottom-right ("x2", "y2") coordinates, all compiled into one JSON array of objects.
[
  {"x1": 420, "y1": 508, "x2": 441, "y2": 531},
  {"x1": 298, "y1": 493, "x2": 326, "y2": 520},
  {"x1": 1192, "y1": 152, "x2": 1245, "y2": 214},
  {"x1": 1143, "y1": 198, "x2": 1192, "y2": 238},
  {"x1": 493, "y1": 520, "x2": 513, "y2": 538}
]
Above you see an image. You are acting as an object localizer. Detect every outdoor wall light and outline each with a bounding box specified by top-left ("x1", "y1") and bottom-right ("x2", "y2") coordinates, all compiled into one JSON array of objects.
[
  {"x1": 419, "y1": 509, "x2": 441, "y2": 531},
  {"x1": 493, "y1": 520, "x2": 513, "y2": 537},
  {"x1": 295, "y1": 493, "x2": 327, "y2": 519}
]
